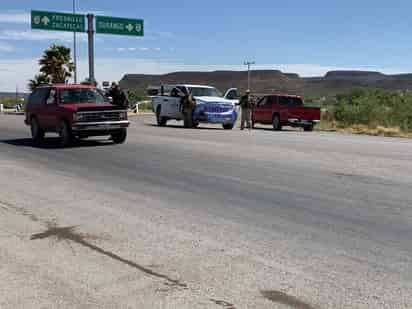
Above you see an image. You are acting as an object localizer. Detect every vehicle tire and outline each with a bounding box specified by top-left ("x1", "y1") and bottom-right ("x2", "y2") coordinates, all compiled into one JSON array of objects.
[
  {"x1": 272, "y1": 114, "x2": 282, "y2": 131},
  {"x1": 30, "y1": 117, "x2": 45, "y2": 145},
  {"x1": 156, "y1": 106, "x2": 167, "y2": 126},
  {"x1": 304, "y1": 124, "x2": 314, "y2": 132},
  {"x1": 111, "y1": 129, "x2": 127, "y2": 144},
  {"x1": 58, "y1": 120, "x2": 73, "y2": 147},
  {"x1": 222, "y1": 123, "x2": 234, "y2": 130}
]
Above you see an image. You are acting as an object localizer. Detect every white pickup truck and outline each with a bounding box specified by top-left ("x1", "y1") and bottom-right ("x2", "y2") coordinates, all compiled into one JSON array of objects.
[{"x1": 152, "y1": 84, "x2": 239, "y2": 129}]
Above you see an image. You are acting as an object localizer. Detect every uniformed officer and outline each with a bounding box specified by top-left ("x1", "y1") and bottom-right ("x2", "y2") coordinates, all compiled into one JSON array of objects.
[
  {"x1": 180, "y1": 91, "x2": 196, "y2": 128},
  {"x1": 107, "y1": 82, "x2": 129, "y2": 109},
  {"x1": 237, "y1": 89, "x2": 253, "y2": 130}
]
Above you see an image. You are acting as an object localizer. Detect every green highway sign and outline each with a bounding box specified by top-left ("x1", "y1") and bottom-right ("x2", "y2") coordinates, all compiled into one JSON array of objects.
[
  {"x1": 96, "y1": 16, "x2": 144, "y2": 36},
  {"x1": 31, "y1": 10, "x2": 85, "y2": 32}
]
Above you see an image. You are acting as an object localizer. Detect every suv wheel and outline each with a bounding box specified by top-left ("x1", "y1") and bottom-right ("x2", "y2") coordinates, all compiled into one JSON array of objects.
[
  {"x1": 59, "y1": 120, "x2": 72, "y2": 147},
  {"x1": 156, "y1": 106, "x2": 167, "y2": 126},
  {"x1": 222, "y1": 123, "x2": 234, "y2": 130},
  {"x1": 30, "y1": 117, "x2": 45, "y2": 144},
  {"x1": 111, "y1": 129, "x2": 127, "y2": 144},
  {"x1": 272, "y1": 114, "x2": 282, "y2": 131}
]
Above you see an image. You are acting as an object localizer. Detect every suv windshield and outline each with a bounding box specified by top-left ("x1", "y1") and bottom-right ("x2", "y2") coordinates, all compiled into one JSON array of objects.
[
  {"x1": 188, "y1": 87, "x2": 221, "y2": 97},
  {"x1": 60, "y1": 88, "x2": 107, "y2": 104}
]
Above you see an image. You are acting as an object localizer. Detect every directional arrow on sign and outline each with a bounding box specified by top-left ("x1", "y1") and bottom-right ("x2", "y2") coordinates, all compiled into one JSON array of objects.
[
  {"x1": 41, "y1": 16, "x2": 50, "y2": 26},
  {"x1": 126, "y1": 24, "x2": 133, "y2": 32}
]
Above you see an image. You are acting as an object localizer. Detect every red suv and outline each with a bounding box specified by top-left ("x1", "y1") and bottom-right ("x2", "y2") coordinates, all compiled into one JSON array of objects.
[
  {"x1": 252, "y1": 94, "x2": 320, "y2": 131},
  {"x1": 25, "y1": 84, "x2": 129, "y2": 146}
]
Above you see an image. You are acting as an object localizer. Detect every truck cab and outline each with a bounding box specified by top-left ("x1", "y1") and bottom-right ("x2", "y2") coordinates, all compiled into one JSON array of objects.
[
  {"x1": 252, "y1": 94, "x2": 321, "y2": 131},
  {"x1": 25, "y1": 84, "x2": 130, "y2": 146}
]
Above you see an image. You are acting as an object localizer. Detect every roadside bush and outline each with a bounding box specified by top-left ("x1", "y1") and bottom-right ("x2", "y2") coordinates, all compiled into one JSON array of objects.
[
  {"x1": 329, "y1": 89, "x2": 412, "y2": 133},
  {"x1": 0, "y1": 97, "x2": 19, "y2": 109},
  {"x1": 137, "y1": 101, "x2": 152, "y2": 111}
]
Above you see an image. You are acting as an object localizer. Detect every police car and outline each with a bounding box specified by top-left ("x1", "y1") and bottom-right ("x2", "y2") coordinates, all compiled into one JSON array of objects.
[{"x1": 151, "y1": 84, "x2": 239, "y2": 129}]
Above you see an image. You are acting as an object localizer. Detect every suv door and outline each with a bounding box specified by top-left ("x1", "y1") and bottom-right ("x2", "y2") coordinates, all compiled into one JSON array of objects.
[
  {"x1": 26, "y1": 88, "x2": 41, "y2": 123},
  {"x1": 169, "y1": 87, "x2": 184, "y2": 119},
  {"x1": 261, "y1": 96, "x2": 275, "y2": 123},
  {"x1": 34, "y1": 87, "x2": 51, "y2": 129},
  {"x1": 42, "y1": 88, "x2": 59, "y2": 131},
  {"x1": 279, "y1": 96, "x2": 303, "y2": 120},
  {"x1": 253, "y1": 97, "x2": 268, "y2": 123}
]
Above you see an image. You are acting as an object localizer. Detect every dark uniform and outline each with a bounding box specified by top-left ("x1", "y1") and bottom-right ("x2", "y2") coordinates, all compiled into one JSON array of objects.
[
  {"x1": 180, "y1": 93, "x2": 196, "y2": 128},
  {"x1": 237, "y1": 91, "x2": 253, "y2": 130},
  {"x1": 107, "y1": 83, "x2": 129, "y2": 109}
]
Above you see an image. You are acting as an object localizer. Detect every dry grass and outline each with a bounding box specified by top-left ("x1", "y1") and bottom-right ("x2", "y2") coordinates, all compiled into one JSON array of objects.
[{"x1": 316, "y1": 121, "x2": 411, "y2": 138}]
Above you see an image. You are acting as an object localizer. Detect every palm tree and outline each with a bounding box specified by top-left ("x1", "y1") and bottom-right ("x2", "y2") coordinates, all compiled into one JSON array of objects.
[
  {"x1": 39, "y1": 44, "x2": 74, "y2": 84},
  {"x1": 28, "y1": 73, "x2": 50, "y2": 91}
]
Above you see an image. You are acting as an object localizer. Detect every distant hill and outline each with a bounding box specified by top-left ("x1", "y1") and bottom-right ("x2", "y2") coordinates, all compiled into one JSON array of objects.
[{"x1": 120, "y1": 70, "x2": 412, "y2": 97}]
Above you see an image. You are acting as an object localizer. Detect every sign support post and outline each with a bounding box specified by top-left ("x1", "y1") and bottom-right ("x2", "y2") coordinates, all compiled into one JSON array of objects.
[{"x1": 87, "y1": 14, "x2": 95, "y2": 83}]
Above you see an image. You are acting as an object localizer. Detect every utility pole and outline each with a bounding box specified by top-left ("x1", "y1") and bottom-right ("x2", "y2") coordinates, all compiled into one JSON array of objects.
[
  {"x1": 73, "y1": 0, "x2": 77, "y2": 84},
  {"x1": 87, "y1": 14, "x2": 95, "y2": 83},
  {"x1": 244, "y1": 60, "x2": 255, "y2": 91},
  {"x1": 15, "y1": 85, "x2": 18, "y2": 106}
]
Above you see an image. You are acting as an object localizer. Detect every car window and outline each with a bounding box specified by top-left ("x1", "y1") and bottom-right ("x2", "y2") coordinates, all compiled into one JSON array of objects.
[
  {"x1": 268, "y1": 96, "x2": 278, "y2": 105},
  {"x1": 176, "y1": 86, "x2": 188, "y2": 95},
  {"x1": 28, "y1": 89, "x2": 40, "y2": 105},
  {"x1": 170, "y1": 88, "x2": 182, "y2": 97},
  {"x1": 279, "y1": 96, "x2": 303, "y2": 106},
  {"x1": 188, "y1": 87, "x2": 221, "y2": 97},
  {"x1": 59, "y1": 88, "x2": 106, "y2": 104},
  {"x1": 29, "y1": 88, "x2": 50, "y2": 105},
  {"x1": 46, "y1": 89, "x2": 56, "y2": 105},
  {"x1": 225, "y1": 89, "x2": 238, "y2": 100},
  {"x1": 257, "y1": 97, "x2": 267, "y2": 107}
]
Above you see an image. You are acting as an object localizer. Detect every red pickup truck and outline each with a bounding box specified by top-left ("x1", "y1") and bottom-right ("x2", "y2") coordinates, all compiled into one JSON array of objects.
[
  {"x1": 25, "y1": 84, "x2": 129, "y2": 147},
  {"x1": 252, "y1": 94, "x2": 320, "y2": 131}
]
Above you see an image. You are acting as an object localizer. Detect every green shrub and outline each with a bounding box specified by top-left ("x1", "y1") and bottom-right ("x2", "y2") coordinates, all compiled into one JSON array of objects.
[
  {"x1": 0, "y1": 97, "x2": 19, "y2": 109},
  {"x1": 328, "y1": 89, "x2": 412, "y2": 132}
]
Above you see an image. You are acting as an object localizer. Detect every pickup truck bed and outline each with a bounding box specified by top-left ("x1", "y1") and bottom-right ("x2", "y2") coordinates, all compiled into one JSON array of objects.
[{"x1": 252, "y1": 94, "x2": 320, "y2": 131}]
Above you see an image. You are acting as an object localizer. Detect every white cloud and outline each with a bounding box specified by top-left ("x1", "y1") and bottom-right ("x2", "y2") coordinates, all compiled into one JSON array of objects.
[
  {"x1": 0, "y1": 12, "x2": 30, "y2": 24},
  {"x1": 0, "y1": 42, "x2": 15, "y2": 52},
  {"x1": 0, "y1": 29, "x2": 88, "y2": 43},
  {"x1": 0, "y1": 57, "x2": 407, "y2": 92},
  {"x1": 112, "y1": 47, "x2": 164, "y2": 52}
]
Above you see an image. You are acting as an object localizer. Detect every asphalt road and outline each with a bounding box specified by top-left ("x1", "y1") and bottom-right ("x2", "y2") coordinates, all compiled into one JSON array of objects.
[{"x1": 1, "y1": 114, "x2": 412, "y2": 309}]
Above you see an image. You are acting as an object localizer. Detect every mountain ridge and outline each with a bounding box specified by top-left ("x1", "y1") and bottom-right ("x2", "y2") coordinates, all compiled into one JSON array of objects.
[{"x1": 120, "y1": 69, "x2": 412, "y2": 97}]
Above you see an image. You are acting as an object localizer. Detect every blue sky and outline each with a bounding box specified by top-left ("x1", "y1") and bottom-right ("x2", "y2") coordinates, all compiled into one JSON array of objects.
[{"x1": 0, "y1": 0, "x2": 411, "y2": 91}]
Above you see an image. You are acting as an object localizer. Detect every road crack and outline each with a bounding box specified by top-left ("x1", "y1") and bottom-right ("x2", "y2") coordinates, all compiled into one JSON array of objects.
[
  {"x1": 31, "y1": 222, "x2": 188, "y2": 289},
  {"x1": 210, "y1": 298, "x2": 236, "y2": 308}
]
